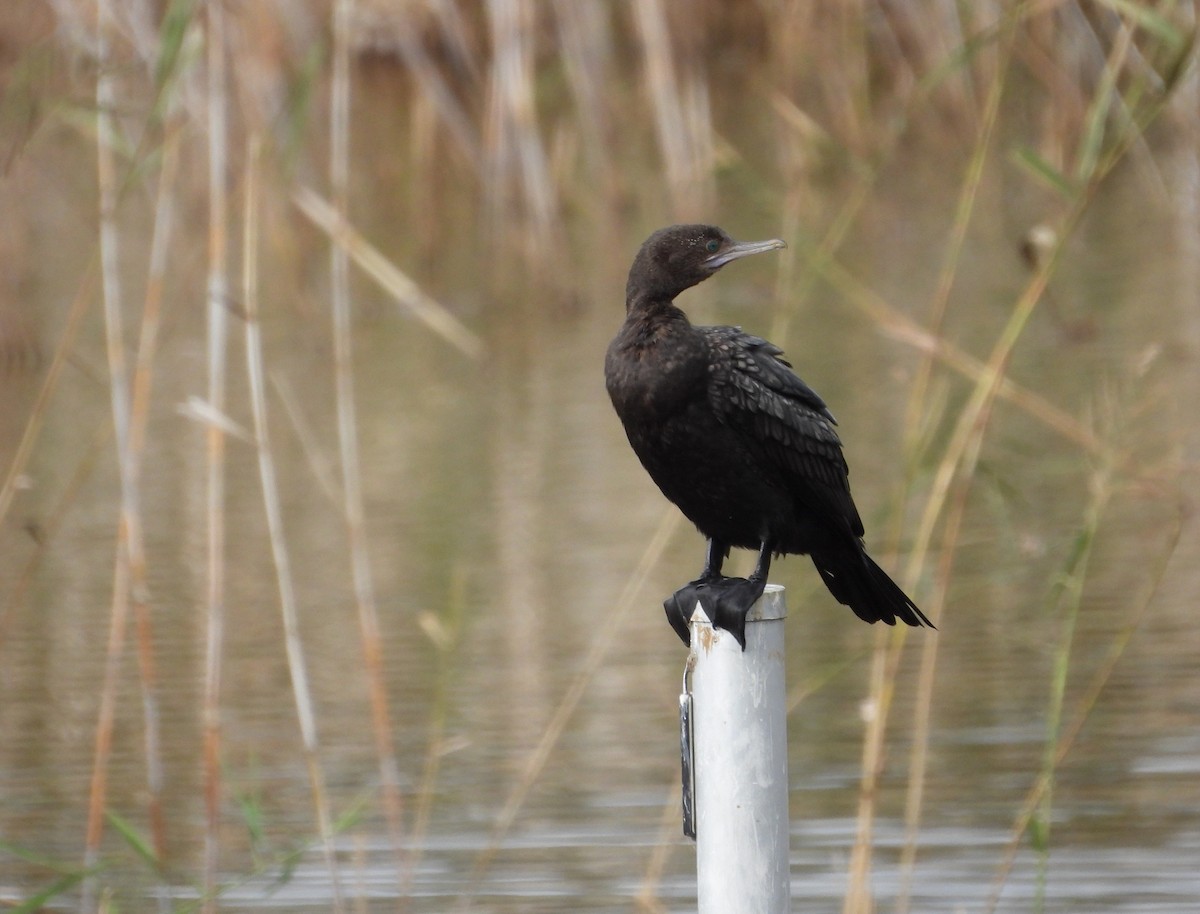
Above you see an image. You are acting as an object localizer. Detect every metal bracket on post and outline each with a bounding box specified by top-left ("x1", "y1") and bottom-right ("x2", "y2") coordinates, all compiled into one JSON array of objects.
[{"x1": 680, "y1": 649, "x2": 698, "y2": 839}]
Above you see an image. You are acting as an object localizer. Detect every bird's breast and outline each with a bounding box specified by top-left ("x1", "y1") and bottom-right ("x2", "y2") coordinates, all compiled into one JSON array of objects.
[{"x1": 605, "y1": 329, "x2": 708, "y2": 424}]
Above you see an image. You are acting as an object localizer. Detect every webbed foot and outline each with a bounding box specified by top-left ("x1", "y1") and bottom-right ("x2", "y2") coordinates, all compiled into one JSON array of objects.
[
  {"x1": 664, "y1": 580, "x2": 715, "y2": 645},
  {"x1": 704, "y1": 576, "x2": 768, "y2": 650},
  {"x1": 664, "y1": 575, "x2": 767, "y2": 650}
]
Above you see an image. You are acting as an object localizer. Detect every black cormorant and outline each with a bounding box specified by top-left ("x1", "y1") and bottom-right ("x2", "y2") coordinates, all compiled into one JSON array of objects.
[{"x1": 605, "y1": 224, "x2": 933, "y2": 649}]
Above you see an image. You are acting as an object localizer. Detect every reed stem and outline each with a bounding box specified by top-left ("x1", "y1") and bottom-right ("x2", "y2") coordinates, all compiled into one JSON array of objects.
[
  {"x1": 329, "y1": 0, "x2": 409, "y2": 896},
  {"x1": 81, "y1": 4, "x2": 142, "y2": 910},
  {"x1": 202, "y1": 1, "x2": 230, "y2": 908},
  {"x1": 242, "y1": 135, "x2": 345, "y2": 912}
]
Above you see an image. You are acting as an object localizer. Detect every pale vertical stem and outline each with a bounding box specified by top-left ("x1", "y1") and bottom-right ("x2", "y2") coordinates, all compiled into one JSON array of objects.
[
  {"x1": 551, "y1": 0, "x2": 615, "y2": 202},
  {"x1": 81, "y1": 4, "x2": 136, "y2": 911},
  {"x1": 399, "y1": 569, "x2": 465, "y2": 898},
  {"x1": 484, "y1": 0, "x2": 557, "y2": 245},
  {"x1": 125, "y1": 100, "x2": 187, "y2": 900},
  {"x1": 202, "y1": 0, "x2": 230, "y2": 909},
  {"x1": 329, "y1": 0, "x2": 408, "y2": 885},
  {"x1": 631, "y1": 0, "x2": 696, "y2": 215},
  {"x1": 242, "y1": 136, "x2": 344, "y2": 913},
  {"x1": 130, "y1": 114, "x2": 181, "y2": 461}
]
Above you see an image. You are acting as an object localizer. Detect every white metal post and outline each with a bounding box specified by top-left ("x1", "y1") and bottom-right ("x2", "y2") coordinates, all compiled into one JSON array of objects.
[{"x1": 690, "y1": 584, "x2": 790, "y2": 914}]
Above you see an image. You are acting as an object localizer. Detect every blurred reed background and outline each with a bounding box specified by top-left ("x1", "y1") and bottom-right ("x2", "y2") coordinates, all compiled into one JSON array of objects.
[{"x1": 0, "y1": 1, "x2": 1197, "y2": 913}]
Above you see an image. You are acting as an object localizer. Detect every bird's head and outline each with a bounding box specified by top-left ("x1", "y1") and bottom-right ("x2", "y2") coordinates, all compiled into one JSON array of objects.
[{"x1": 626, "y1": 224, "x2": 786, "y2": 306}]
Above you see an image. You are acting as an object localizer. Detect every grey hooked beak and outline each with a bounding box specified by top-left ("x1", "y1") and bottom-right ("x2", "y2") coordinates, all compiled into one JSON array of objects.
[{"x1": 704, "y1": 237, "x2": 787, "y2": 269}]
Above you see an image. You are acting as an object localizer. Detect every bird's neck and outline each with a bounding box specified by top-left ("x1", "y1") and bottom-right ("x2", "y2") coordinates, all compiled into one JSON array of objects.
[
  {"x1": 620, "y1": 295, "x2": 691, "y2": 345},
  {"x1": 625, "y1": 291, "x2": 685, "y2": 319}
]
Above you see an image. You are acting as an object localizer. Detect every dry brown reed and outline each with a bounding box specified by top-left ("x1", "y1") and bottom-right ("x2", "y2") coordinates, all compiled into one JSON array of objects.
[
  {"x1": 201, "y1": 1, "x2": 230, "y2": 910},
  {"x1": 81, "y1": 4, "x2": 160, "y2": 912},
  {"x1": 631, "y1": 0, "x2": 715, "y2": 220},
  {"x1": 124, "y1": 34, "x2": 186, "y2": 906},
  {"x1": 293, "y1": 188, "x2": 484, "y2": 358},
  {"x1": 329, "y1": 0, "x2": 411, "y2": 901},
  {"x1": 243, "y1": 134, "x2": 345, "y2": 911}
]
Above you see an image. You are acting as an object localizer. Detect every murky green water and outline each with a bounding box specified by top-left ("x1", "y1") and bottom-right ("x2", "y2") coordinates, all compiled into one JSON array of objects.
[{"x1": 2, "y1": 29, "x2": 1199, "y2": 914}]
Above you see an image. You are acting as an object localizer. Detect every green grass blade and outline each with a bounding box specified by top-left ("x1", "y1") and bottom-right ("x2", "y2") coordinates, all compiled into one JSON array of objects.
[
  {"x1": 1011, "y1": 146, "x2": 1077, "y2": 198},
  {"x1": 106, "y1": 809, "x2": 162, "y2": 872},
  {"x1": 11, "y1": 872, "x2": 89, "y2": 913},
  {"x1": 1096, "y1": 0, "x2": 1187, "y2": 51},
  {"x1": 154, "y1": 0, "x2": 200, "y2": 90}
]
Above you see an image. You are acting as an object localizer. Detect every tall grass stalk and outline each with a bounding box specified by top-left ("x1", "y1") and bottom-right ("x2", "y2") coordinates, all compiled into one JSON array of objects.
[
  {"x1": 385, "y1": 3, "x2": 482, "y2": 173},
  {"x1": 122, "y1": 61, "x2": 189, "y2": 905},
  {"x1": 1030, "y1": 430, "x2": 1114, "y2": 911},
  {"x1": 839, "y1": 6, "x2": 1188, "y2": 908},
  {"x1": 631, "y1": 0, "x2": 713, "y2": 218},
  {"x1": 400, "y1": 568, "x2": 467, "y2": 897},
  {"x1": 552, "y1": 0, "x2": 617, "y2": 207},
  {"x1": 202, "y1": 1, "x2": 231, "y2": 908},
  {"x1": 454, "y1": 507, "x2": 682, "y2": 911},
  {"x1": 891, "y1": 12, "x2": 1019, "y2": 910},
  {"x1": 901, "y1": 18, "x2": 1142, "y2": 590},
  {"x1": 984, "y1": 495, "x2": 1183, "y2": 913},
  {"x1": 802, "y1": 247, "x2": 1102, "y2": 452},
  {"x1": 329, "y1": 0, "x2": 409, "y2": 896},
  {"x1": 902, "y1": 10, "x2": 1185, "y2": 910},
  {"x1": 242, "y1": 135, "x2": 345, "y2": 912},
  {"x1": 268, "y1": 372, "x2": 343, "y2": 506},
  {"x1": 483, "y1": 0, "x2": 559, "y2": 250},
  {"x1": 845, "y1": 16, "x2": 1018, "y2": 909},
  {"x1": 80, "y1": 3, "x2": 159, "y2": 911}
]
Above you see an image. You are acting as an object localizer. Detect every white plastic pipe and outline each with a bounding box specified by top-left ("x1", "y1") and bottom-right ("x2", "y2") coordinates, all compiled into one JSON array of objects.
[{"x1": 690, "y1": 584, "x2": 790, "y2": 914}]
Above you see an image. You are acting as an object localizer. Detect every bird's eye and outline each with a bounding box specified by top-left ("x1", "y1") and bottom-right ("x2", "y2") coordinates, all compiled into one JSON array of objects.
[{"x1": 705, "y1": 239, "x2": 720, "y2": 253}]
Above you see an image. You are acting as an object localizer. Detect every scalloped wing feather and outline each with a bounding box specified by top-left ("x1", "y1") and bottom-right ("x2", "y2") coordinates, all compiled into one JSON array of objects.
[{"x1": 703, "y1": 326, "x2": 865, "y2": 537}]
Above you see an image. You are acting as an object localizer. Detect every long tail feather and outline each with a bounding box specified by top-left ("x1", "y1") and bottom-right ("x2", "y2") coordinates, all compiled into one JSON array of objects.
[{"x1": 811, "y1": 547, "x2": 933, "y2": 628}]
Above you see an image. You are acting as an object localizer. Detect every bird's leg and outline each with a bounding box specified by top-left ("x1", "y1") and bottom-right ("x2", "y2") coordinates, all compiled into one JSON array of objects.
[
  {"x1": 705, "y1": 541, "x2": 773, "y2": 651},
  {"x1": 697, "y1": 537, "x2": 727, "y2": 581},
  {"x1": 663, "y1": 539, "x2": 729, "y2": 645}
]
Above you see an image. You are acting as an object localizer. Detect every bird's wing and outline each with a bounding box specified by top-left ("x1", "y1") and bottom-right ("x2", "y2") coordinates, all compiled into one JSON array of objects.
[{"x1": 702, "y1": 326, "x2": 865, "y2": 537}]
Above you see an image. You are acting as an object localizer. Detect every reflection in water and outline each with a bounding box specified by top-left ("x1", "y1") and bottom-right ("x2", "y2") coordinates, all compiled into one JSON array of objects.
[{"x1": 1, "y1": 19, "x2": 1199, "y2": 914}]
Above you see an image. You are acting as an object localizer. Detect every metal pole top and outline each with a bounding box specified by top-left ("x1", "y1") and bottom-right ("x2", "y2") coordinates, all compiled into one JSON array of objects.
[{"x1": 749, "y1": 583, "x2": 787, "y2": 621}]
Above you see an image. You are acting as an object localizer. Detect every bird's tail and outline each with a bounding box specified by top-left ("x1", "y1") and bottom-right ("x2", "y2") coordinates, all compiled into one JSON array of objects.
[{"x1": 811, "y1": 546, "x2": 934, "y2": 629}]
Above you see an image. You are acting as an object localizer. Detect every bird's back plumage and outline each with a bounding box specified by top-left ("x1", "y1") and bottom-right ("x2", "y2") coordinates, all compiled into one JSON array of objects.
[{"x1": 700, "y1": 326, "x2": 864, "y2": 544}]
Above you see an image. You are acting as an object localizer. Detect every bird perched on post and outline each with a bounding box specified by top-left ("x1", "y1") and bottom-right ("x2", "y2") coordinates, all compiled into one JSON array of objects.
[{"x1": 604, "y1": 224, "x2": 933, "y2": 649}]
